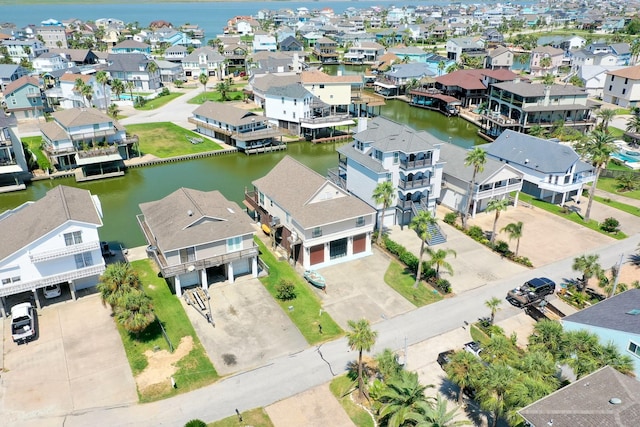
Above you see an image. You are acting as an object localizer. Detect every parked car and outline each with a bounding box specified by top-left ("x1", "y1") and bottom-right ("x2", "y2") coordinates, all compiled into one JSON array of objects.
[
  {"x1": 437, "y1": 350, "x2": 455, "y2": 368},
  {"x1": 464, "y1": 341, "x2": 482, "y2": 357},
  {"x1": 43, "y1": 283, "x2": 61, "y2": 299},
  {"x1": 11, "y1": 302, "x2": 36, "y2": 343},
  {"x1": 506, "y1": 277, "x2": 556, "y2": 307}
]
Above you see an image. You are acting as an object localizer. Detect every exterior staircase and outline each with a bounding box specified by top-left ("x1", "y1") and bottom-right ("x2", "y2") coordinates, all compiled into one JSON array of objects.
[{"x1": 410, "y1": 201, "x2": 447, "y2": 245}]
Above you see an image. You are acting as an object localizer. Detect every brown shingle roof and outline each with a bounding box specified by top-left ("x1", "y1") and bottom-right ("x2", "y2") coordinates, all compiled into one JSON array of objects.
[
  {"x1": 607, "y1": 65, "x2": 640, "y2": 80},
  {"x1": 252, "y1": 156, "x2": 375, "y2": 229},
  {"x1": 192, "y1": 101, "x2": 263, "y2": 126},
  {"x1": 51, "y1": 108, "x2": 120, "y2": 128},
  {"x1": 300, "y1": 70, "x2": 361, "y2": 84},
  {"x1": 3, "y1": 75, "x2": 40, "y2": 96},
  {"x1": 0, "y1": 186, "x2": 102, "y2": 262},
  {"x1": 59, "y1": 73, "x2": 91, "y2": 83}
]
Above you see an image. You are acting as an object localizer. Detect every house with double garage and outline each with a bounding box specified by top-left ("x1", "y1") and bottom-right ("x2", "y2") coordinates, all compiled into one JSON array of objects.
[
  {"x1": 106, "y1": 53, "x2": 161, "y2": 92},
  {"x1": 3, "y1": 76, "x2": 47, "y2": 120},
  {"x1": 0, "y1": 115, "x2": 29, "y2": 192},
  {"x1": 481, "y1": 82, "x2": 593, "y2": 138},
  {"x1": 189, "y1": 101, "x2": 282, "y2": 151},
  {"x1": 518, "y1": 366, "x2": 640, "y2": 425},
  {"x1": 331, "y1": 117, "x2": 445, "y2": 235},
  {"x1": 485, "y1": 130, "x2": 594, "y2": 205},
  {"x1": 245, "y1": 156, "x2": 376, "y2": 269},
  {"x1": 438, "y1": 143, "x2": 523, "y2": 217},
  {"x1": 39, "y1": 108, "x2": 135, "y2": 181},
  {"x1": 562, "y1": 289, "x2": 640, "y2": 378},
  {"x1": 603, "y1": 65, "x2": 640, "y2": 108},
  {"x1": 181, "y1": 47, "x2": 226, "y2": 81},
  {"x1": 138, "y1": 188, "x2": 258, "y2": 296},
  {"x1": 0, "y1": 185, "x2": 105, "y2": 316}
]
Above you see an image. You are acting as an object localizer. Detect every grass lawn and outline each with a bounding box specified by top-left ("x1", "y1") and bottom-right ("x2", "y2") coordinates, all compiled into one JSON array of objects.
[
  {"x1": 608, "y1": 127, "x2": 624, "y2": 138},
  {"x1": 21, "y1": 136, "x2": 50, "y2": 171},
  {"x1": 329, "y1": 375, "x2": 375, "y2": 427},
  {"x1": 208, "y1": 408, "x2": 274, "y2": 427},
  {"x1": 470, "y1": 324, "x2": 490, "y2": 345},
  {"x1": 120, "y1": 260, "x2": 218, "y2": 402},
  {"x1": 607, "y1": 160, "x2": 633, "y2": 171},
  {"x1": 188, "y1": 85, "x2": 246, "y2": 105},
  {"x1": 255, "y1": 237, "x2": 343, "y2": 344},
  {"x1": 135, "y1": 92, "x2": 183, "y2": 110},
  {"x1": 383, "y1": 261, "x2": 443, "y2": 307},
  {"x1": 517, "y1": 193, "x2": 627, "y2": 240},
  {"x1": 597, "y1": 176, "x2": 640, "y2": 200},
  {"x1": 126, "y1": 122, "x2": 223, "y2": 158},
  {"x1": 593, "y1": 194, "x2": 640, "y2": 217}
]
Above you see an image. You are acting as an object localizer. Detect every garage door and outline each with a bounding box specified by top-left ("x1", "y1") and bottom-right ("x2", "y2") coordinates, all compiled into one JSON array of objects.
[
  {"x1": 232, "y1": 258, "x2": 251, "y2": 275},
  {"x1": 353, "y1": 234, "x2": 367, "y2": 254},
  {"x1": 179, "y1": 270, "x2": 200, "y2": 287},
  {"x1": 309, "y1": 244, "x2": 324, "y2": 266}
]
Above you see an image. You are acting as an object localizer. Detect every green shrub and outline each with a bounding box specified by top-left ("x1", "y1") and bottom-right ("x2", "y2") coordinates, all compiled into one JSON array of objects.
[
  {"x1": 160, "y1": 87, "x2": 170, "y2": 96},
  {"x1": 513, "y1": 256, "x2": 533, "y2": 267},
  {"x1": 275, "y1": 279, "x2": 296, "y2": 301},
  {"x1": 436, "y1": 278, "x2": 452, "y2": 294},
  {"x1": 600, "y1": 217, "x2": 620, "y2": 233},
  {"x1": 467, "y1": 225, "x2": 484, "y2": 240},
  {"x1": 494, "y1": 240, "x2": 510, "y2": 255},
  {"x1": 399, "y1": 251, "x2": 419, "y2": 273},
  {"x1": 184, "y1": 420, "x2": 207, "y2": 427},
  {"x1": 443, "y1": 212, "x2": 458, "y2": 225},
  {"x1": 421, "y1": 262, "x2": 436, "y2": 280},
  {"x1": 384, "y1": 237, "x2": 407, "y2": 257}
]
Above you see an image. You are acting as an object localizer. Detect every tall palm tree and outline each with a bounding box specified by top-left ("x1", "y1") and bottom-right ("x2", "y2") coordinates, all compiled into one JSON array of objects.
[
  {"x1": 595, "y1": 108, "x2": 616, "y2": 132},
  {"x1": 426, "y1": 247, "x2": 456, "y2": 280},
  {"x1": 114, "y1": 288, "x2": 155, "y2": 335},
  {"x1": 372, "y1": 181, "x2": 396, "y2": 245},
  {"x1": 125, "y1": 80, "x2": 135, "y2": 103},
  {"x1": 446, "y1": 62, "x2": 461, "y2": 74},
  {"x1": 215, "y1": 79, "x2": 231, "y2": 101},
  {"x1": 111, "y1": 78, "x2": 124, "y2": 101},
  {"x1": 542, "y1": 73, "x2": 555, "y2": 86},
  {"x1": 527, "y1": 124, "x2": 546, "y2": 138},
  {"x1": 95, "y1": 70, "x2": 109, "y2": 111},
  {"x1": 409, "y1": 210, "x2": 437, "y2": 288},
  {"x1": 445, "y1": 351, "x2": 484, "y2": 404},
  {"x1": 462, "y1": 148, "x2": 487, "y2": 229},
  {"x1": 484, "y1": 297, "x2": 502, "y2": 324},
  {"x1": 475, "y1": 363, "x2": 514, "y2": 427},
  {"x1": 199, "y1": 72, "x2": 209, "y2": 93},
  {"x1": 412, "y1": 394, "x2": 470, "y2": 426},
  {"x1": 107, "y1": 103, "x2": 120, "y2": 119},
  {"x1": 625, "y1": 114, "x2": 640, "y2": 134},
  {"x1": 377, "y1": 370, "x2": 433, "y2": 427},
  {"x1": 437, "y1": 60, "x2": 445, "y2": 76},
  {"x1": 528, "y1": 319, "x2": 564, "y2": 359},
  {"x1": 572, "y1": 253, "x2": 603, "y2": 290},
  {"x1": 631, "y1": 38, "x2": 640, "y2": 66},
  {"x1": 501, "y1": 221, "x2": 523, "y2": 257},
  {"x1": 81, "y1": 83, "x2": 94, "y2": 108},
  {"x1": 97, "y1": 262, "x2": 142, "y2": 309},
  {"x1": 539, "y1": 56, "x2": 552, "y2": 75},
  {"x1": 574, "y1": 130, "x2": 617, "y2": 222},
  {"x1": 73, "y1": 78, "x2": 88, "y2": 107},
  {"x1": 147, "y1": 60, "x2": 159, "y2": 85},
  {"x1": 485, "y1": 198, "x2": 509, "y2": 244},
  {"x1": 346, "y1": 318, "x2": 378, "y2": 399}
]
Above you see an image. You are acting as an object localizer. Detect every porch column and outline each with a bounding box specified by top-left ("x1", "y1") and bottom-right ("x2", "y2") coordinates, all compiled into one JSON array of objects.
[
  {"x1": 514, "y1": 191, "x2": 520, "y2": 207},
  {"x1": 227, "y1": 262, "x2": 235, "y2": 284},
  {"x1": 200, "y1": 269, "x2": 207, "y2": 290},
  {"x1": 347, "y1": 236, "x2": 354, "y2": 257},
  {"x1": 0, "y1": 296, "x2": 7, "y2": 318},
  {"x1": 251, "y1": 256, "x2": 258, "y2": 278},
  {"x1": 366, "y1": 232, "x2": 372, "y2": 253},
  {"x1": 540, "y1": 188, "x2": 545, "y2": 201},
  {"x1": 324, "y1": 242, "x2": 330, "y2": 264},
  {"x1": 32, "y1": 289, "x2": 41, "y2": 310},
  {"x1": 69, "y1": 280, "x2": 77, "y2": 301},
  {"x1": 175, "y1": 276, "x2": 182, "y2": 297},
  {"x1": 561, "y1": 191, "x2": 567, "y2": 206},
  {"x1": 551, "y1": 192, "x2": 557, "y2": 204}
]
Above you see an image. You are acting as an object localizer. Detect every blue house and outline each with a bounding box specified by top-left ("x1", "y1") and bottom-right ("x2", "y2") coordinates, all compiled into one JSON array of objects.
[
  {"x1": 563, "y1": 289, "x2": 640, "y2": 378},
  {"x1": 4, "y1": 75, "x2": 46, "y2": 119},
  {"x1": 388, "y1": 46, "x2": 430, "y2": 63},
  {"x1": 111, "y1": 40, "x2": 151, "y2": 55}
]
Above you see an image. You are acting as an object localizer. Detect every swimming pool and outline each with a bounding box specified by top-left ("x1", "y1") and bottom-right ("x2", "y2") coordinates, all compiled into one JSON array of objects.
[{"x1": 612, "y1": 151, "x2": 640, "y2": 163}]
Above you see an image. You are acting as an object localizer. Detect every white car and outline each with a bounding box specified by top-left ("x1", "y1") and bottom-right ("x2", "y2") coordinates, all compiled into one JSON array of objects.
[
  {"x1": 11, "y1": 302, "x2": 36, "y2": 343},
  {"x1": 43, "y1": 284, "x2": 61, "y2": 299}
]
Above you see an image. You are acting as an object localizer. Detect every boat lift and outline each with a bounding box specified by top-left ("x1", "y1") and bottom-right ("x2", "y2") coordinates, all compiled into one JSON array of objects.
[{"x1": 183, "y1": 287, "x2": 214, "y2": 327}]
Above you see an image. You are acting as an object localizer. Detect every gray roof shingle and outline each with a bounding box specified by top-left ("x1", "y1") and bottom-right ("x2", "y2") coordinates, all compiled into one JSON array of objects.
[
  {"x1": 492, "y1": 81, "x2": 587, "y2": 97},
  {"x1": 439, "y1": 142, "x2": 520, "y2": 183},
  {"x1": 192, "y1": 101, "x2": 261, "y2": 126},
  {"x1": 355, "y1": 116, "x2": 443, "y2": 154},
  {"x1": 265, "y1": 83, "x2": 311, "y2": 99},
  {"x1": 562, "y1": 289, "x2": 640, "y2": 335}
]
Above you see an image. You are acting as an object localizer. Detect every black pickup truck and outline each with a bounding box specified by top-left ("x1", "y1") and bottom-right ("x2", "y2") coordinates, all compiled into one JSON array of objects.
[{"x1": 506, "y1": 277, "x2": 556, "y2": 308}]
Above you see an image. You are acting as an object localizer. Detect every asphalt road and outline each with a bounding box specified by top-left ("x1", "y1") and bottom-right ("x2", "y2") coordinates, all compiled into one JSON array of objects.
[{"x1": 62, "y1": 233, "x2": 640, "y2": 427}]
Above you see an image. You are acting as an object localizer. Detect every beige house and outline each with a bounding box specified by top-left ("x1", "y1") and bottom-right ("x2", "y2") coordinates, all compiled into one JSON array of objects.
[
  {"x1": 300, "y1": 69, "x2": 363, "y2": 114},
  {"x1": 603, "y1": 65, "x2": 640, "y2": 107},
  {"x1": 485, "y1": 46, "x2": 514, "y2": 70},
  {"x1": 35, "y1": 26, "x2": 68, "y2": 49},
  {"x1": 530, "y1": 45, "x2": 564, "y2": 76}
]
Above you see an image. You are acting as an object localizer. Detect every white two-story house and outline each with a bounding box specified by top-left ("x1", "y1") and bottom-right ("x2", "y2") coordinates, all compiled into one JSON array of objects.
[
  {"x1": 245, "y1": 156, "x2": 376, "y2": 269},
  {"x1": 603, "y1": 65, "x2": 640, "y2": 108},
  {"x1": 263, "y1": 83, "x2": 314, "y2": 136},
  {"x1": 332, "y1": 117, "x2": 445, "y2": 231},
  {"x1": 56, "y1": 73, "x2": 111, "y2": 110},
  {"x1": 181, "y1": 47, "x2": 226, "y2": 81},
  {"x1": 0, "y1": 115, "x2": 29, "y2": 193},
  {"x1": 138, "y1": 188, "x2": 258, "y2": 296},
  {"x1": 0, "y1": 185, "x2": 105, "y2": 315}
]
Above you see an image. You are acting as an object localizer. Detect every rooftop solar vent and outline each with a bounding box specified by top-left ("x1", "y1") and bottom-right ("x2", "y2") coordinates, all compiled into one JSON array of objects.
[{"x1": 626, "y1": 309, "x2": 640, "y2": 315}]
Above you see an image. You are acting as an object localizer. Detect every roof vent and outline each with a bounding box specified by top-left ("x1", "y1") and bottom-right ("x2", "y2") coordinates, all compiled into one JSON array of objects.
[
  {"x1": 609, "y1": 397, "x2": 622, "y2": 405},
  {"x1": 626, "y1": 309, "x2": 640, "y2": 315},
  {"x1": 187, "y1": 210, "x2": 193, "y2": 216},
  {"x1": 524, "y1": 159, "x2": 529, "y2": 164}
]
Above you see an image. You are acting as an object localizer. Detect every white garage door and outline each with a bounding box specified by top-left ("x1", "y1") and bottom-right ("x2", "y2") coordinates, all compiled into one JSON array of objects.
[
  {"x1": 179, "y1": 271, "x2": 200, "y2": 287},
  {"x1": 232, "y1": 258, "x2": 251, "y2": 275}
]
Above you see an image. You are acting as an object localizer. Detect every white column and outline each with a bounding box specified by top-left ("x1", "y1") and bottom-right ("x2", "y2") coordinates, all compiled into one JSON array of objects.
[
  {"x1": 32, "y1": 289, "x2": 41, "y2": 309},
  {"x1": 366, "y1": 232, "x2": 372, "y2": 253},
  {"x1": 175, "y1": 276, "x2": 182, "y2": 297},
  {"x1": 0, "y1": 296, "x2": 7, "y2": 318},
  {"x1": 251, "y1": 256, "x2": 258, "y2": 278},
  {"x1": 227, "y1": 262, "x2": 235, "y2": 284},
  {"x1": 561, "y1": 191, "x2": 567, "y2": 206},
  {"x1": 200, "y1": 269, "x2": 207, "y2": 290},
  {"x1": 324, "y1": 242, "x2": 330, "y2": 264},
  {"x1": 472, "y1": 198, "x2": 478, "y2": 218},
  {"x1": 514, "y1": 191, "x2": 520, "y2": 207},
  {"x1": 347, "y1": 236, "x2": 353, "y2": 256},
  {"x1": 69, "y1": 280, "x2": 77, "y2": 301}
]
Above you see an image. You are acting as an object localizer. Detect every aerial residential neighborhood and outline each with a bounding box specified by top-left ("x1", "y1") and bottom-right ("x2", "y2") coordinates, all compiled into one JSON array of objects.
[{"x1": 2, "y1": 1, "x2": 640, "y2": 426}]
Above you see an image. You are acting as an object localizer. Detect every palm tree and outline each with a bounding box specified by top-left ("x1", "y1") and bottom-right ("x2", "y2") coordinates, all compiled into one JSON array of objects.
[
  {"x1": 111, "y1": 78, "x2": 124, "y2": 101},
  {"x1": 114, "y1": 288, "x2": 155, "y2": 335},
  {"x1": 482, "y1": 334, "x2": 517, "y2": 363},
  {"x1": 96, "y1": 262, "x2": 142, "y2": 309},
  {"x1": 475, "y1": 363, "x2": 514, "y2": 427},
  {"x1": 81, "y1": 83, "x2": 94, "y2": 108},
  {"x1": 575, "y1": 130, "x2": 617, "y2": 222},
  {"x1": 414, "y1": 394, "x2": 470, "y2": 426},
  {"x1": 409, "y1": 210, "x2": 437, "y2": 288},
  {"x1": 437, "y1": 60, "x2": 445, "y2": 76},
  {"x1": 539, "y1": 55, "x2": 552, "y2": 75},
  {"x1": 147, "y1": 60, "x2": 159, "y2": 84},
  {"x1": 631, "y1": 38, "x2": 640, "y2": 65},
  {"x1": 375, "y1": 348, "x2": 403, "y2": 381},
  {"x1": 542, "y1": 73, "x2": 555, "y2": 86},
  {"x1": 501, "y1": 221, "x2": 523, "y2": 257},
  {"x1": 485, "y1": 198, "x2": 509, "y2": 244},
  {"x1": 572, "y1": 253, "x2": 603, "y2": 290},
  {"x1": 125, "y1": 80, "x2": 135, "y2": 103},
  {"x1": 199, "y1": 72, "x2": 209, "y2": 93},
  {"x1": 107, "y1": 103, "x2": 120, "y2": 119},
  {"x1": 446, "y1": 62, "x2": 461, "y2": 74},
  {"x1": 484, "y1": 297, "x2": 502, "y2": 324},
  {"x1": 625, "y1": 114, "x2": 640, "y2": 134},
  {"x1": 95, "y1": 70, "x2": 109, "y2": 111},
  {"x1": 426, "y1": 247, "x2": 456, "y2": 280},
  {"x1": 595, "y1": 108, "x2": 616, "y2": 132},
  {"x1": 462, "y1": 148, "x2": 487, "y2": 229},
  {"x1": 377, "y1": 370, "x2": 433, "y2": 427},
  {"x1": 527, "y1": 124, "x2": 547, "y2": 138},
  {"x1": 528, "y1": 319, "x2": 564, "y2": 359},
  {"x1": 73, "y1": 78, "x2": 88, "y2": 107},
  {"x1": 372, "y1": 181, "x2": 396, "y2": 245},
  {"x1": 445, "y1": 351, "x2": 484, "y2": 404},
  {"x1": 346, "y1": 318, "x2": 377, "y2": 399},
  {"x1": 215, "y1": 79, "x2": 231, "y2": 101},
  {"x1": 516, "y1": 351, "x2": 559, "y2": 384}
]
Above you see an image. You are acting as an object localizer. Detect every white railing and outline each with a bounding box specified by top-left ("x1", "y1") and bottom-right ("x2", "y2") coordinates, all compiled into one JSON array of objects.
[
  {"x1": 29, "y1": 241, "x2": 101, "y2": 263},
  {"x1": 0, "y1": 264, "x2": 106, "y2": 297},
  {"x1": 474, "y1": 183, "x2": 522, "y2": 200}
]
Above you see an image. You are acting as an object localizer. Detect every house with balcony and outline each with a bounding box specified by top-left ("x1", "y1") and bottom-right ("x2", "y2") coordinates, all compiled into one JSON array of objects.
[
  {"x1": 301, "y1": 69, "x2": 363, "y2": 115},
  {"x1": 485, "y1": 46, "x2": 514, "y2": 70},
  {"x1": 343, "y1": 41, "x2": 385, "y2": 65},
  {"x1": 0, "y1": 64, "x2": 29, "y2": 92},
  {"x1": 279, "y1": 36, "x2": 304, "y2": 52},
  {"x1": 39, "y1": 108, "x2": 135, "y2": 181},
  {"x1": 181, "y1": 47, "x2": 226, "y2": 81},
  {"x1": 53, "y1": 73, "x2": 111, "y2": 110},
  {"x1": 35, "y1": 25, "x2": 68, "y2": 49},
  {"x1": 577, "y1": 65, "x2": 626, "y2": 98},
  {"x1": 481, "y1": 81, "x2": 593, "y2": 138},
  {"x1": 375, "y1": 63, "x2": 436, "y2": 98},
  {"x1": 32, "y1": 52, "x2": 71, "y2": 75},
  {"x1": 138, "y1": 188, "x2": 258, "y2": 296},
  {"x1": 313, "y1": 37, "x2": 339, "y2": 64},
  {"x1": 189, "y1": 101, "x2": 282, "y2": 151},
  {"x1": 435, "y1": 68, "x2": 521, "y2": 108},
  {"x1": 0, "y1": 185, "x2": 105, "y2": 315},
  {"x1": 147, "y1": 28, "x2": 186, "y2": 48},
  {"x1": 164, "y1": 45, "x2": 188, "y2": 62},
  {"x1": 2, "y1": 39, "x2": 48, "y2": 64},
  {"x1": 253, "y1": 34, "x2": 277, "y2": 53},
  {"x1": 3, "y1": 76, "x2": 46, "y2": 120},
  {"x1": 530, "y1": 45, "x2": 564, "y2": 76},
  {"x1": 245, "y1": 156, "x2": 376, "y2": 269},
  {"x1": 106, "y1": 53, "x2": 161, "y2": 92},
  {"x1": 110, "y1": 40, "x2": 151, "y2": 55},
  {"x1": 50, "y1": 48, "x2": 100, "y2": 67},
  {"x1": 438, "y1": 142, "x2": 523, "y2": 217},
  {"x1": 0, "y1": 115, "x2": 29, "y2": 192},
  {"x1": 388, "y1": 46, "x2": 431, "y2": 64},
  {"x1": 484, "y1": 130, "x2": 594, "y2": 205},
  {"x1": 603, "y1": 65, "x2": 640, "y2": 108},
  {"x1": 445, "y1": 37, "x2": 486, "y2": 63},
  {"x1": 332, "y1": 117, "x2": 446, "y2": 234}
]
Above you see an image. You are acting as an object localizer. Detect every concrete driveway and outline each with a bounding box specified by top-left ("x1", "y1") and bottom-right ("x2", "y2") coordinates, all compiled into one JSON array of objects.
[
  {"x1": 314, "y1": 248, "x2": 416, "y2": 329},
  {"x1": 0, "y1": 294, "x2": 136, "y2": 426},
  {"x1": 182, "y1": 276, "x2": 308, "y2": 376}
]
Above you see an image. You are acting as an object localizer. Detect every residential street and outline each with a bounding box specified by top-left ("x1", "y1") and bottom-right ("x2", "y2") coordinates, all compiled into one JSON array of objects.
[{"x1": 60, "y1": 233, "x2": 640, "y2": 427}]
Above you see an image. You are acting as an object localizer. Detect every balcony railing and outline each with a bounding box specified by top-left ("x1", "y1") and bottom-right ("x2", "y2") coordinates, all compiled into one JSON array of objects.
[
  {"x1": 398, "y1": 177, "x2": 430, "y2": 190},
  {"x1": 327, "y1": 167, "x2": 346, "y2": 189},
  {"x1": 474, "y1": 182, "x2": 522, "y2": 200},
  {"x1": 400, "y1": 158, "x2": 432, "y2": 170},
  {"x1": 148, "y1": 245, "x2": 259, "y2": 278},
  {"x1": 299, "y1": 114, "x2": 352, "y2": 125},
  {"x1": 76, "y1": 145, "x2": 120, "y2": 159},
  {"x1": 29, "y1": 240, "x2": 101, "y2": 263},
  {"x1": 0, "y1": 264, "x2": 106, "y2": 298}
]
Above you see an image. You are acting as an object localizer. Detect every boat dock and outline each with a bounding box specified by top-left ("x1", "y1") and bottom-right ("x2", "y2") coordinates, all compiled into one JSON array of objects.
[
  {"x1": 408, "y1": 89, "x2": 462, "y2": 117},
  {"x1": 244, "y1": 144, "x2": 287, "y2": 155}
]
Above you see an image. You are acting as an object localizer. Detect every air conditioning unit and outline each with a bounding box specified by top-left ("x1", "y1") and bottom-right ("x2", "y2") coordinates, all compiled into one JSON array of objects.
[{"x1": 270, "y1": 216, "x2": 280, "y2": 226}]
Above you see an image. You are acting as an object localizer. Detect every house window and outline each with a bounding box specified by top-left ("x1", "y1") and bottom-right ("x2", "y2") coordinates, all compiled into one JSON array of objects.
[
  {"x1": 611, "y1": 76, "x2": 615, "y2": 82},
  {"x1": 356, "y1": 216, "x2": 365, "y2": 227},
  {"x1": 609, "y1": 85, "x2": 613, "y2": 91},
  {"x1": 319, "y1": 84, "x2": 325, "y2": 89},
  {"x1": 179, "y1": 247, "x2": 196, "y2": 263},
  {"x1": 259, "y1": 192, "x2": 264, "y2": 204},
  {"x1": 1, "y1": 276, "x2": 21, "y2": 285},
  {"x1": 226, "y1": 236, "x2": 242, "y2": 252},
  {"x1": 623, "y1": 88, "x2": 627, "y2": 95},
  {"x1": 294, "y1": 99, "x2": 297, "y2": 105},
  {"x1": 312, "y1": 227, "x2": 322, "y2": 237},
  {"x1": 93, "y1": 124, "x2": 100, "y2": 131},
  {"x1": 625, "y1": 78, "x2": 629, "y2": 84},
  {"x1": 293, "y1": 112, "x2": 296, "y2": 119},
  {"x1": 281, "y1": 97, "x2": 285, "y2": 104},
  {"x1": 386, "y1": 173, "x2": 392, "y2": 181},
  {"x1": 64, "y1": 231, "x2": 83, "y2": 246},
  {"x1": 393, "y1": 152, "x2": 399, "y2": 164},
  {"x1": 74, "y1": 252, "x2": 93, "y2": 269},
  {"x1": 628, "y1": 341, "x2": 640, "y2": 358},
  {"x1": 374, "y1": 150, "x2": 383, "y2": 161}
]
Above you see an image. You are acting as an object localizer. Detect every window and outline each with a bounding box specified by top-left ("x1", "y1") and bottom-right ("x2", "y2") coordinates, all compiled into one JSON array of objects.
[
  {"x1": 623, "y1": 88, "x2": 627, "y2": 95},
  {"x1": 628, "y1": 341, "x2": 640, "y2": 358},
  {"x1": 625, "y1": 78, "x2": 629, "y2": 84},
  {"x1": 93, "y1": 124, "x2": 100, "y2": 131},
  {"x1": 293, "y1": 112, "x2": 296, "y2": 119},
  {"x1": 609, "y1": 85, "x2": 613, "y2": 91},
  {"x1": 374, "y1": 150, "x2": 383, "y2": 161},
  {"x1": 259, "y1": 192, "x2": 264, "y2": 204},
  {"x1": 294, "y1": 99, "x2": 297, "y2": 105},
  {"x1": 74, "y1": 252, "x2": 93, "y2": 269},
  {"x1": 393, "y1": 152, "x2": 399, "y2": 164},
  {"x1": 227, "y1": 236, "x2": 242, "y2": 251},
  {"x1": 281, "y1": 97, "x2": 285, "y2": 104},
  {"x1": 179, "y1": 247, "x2": 196, "y2": 263},
  {"x1": 64, "y1": 231, "x2": 82, "y2": 246},
  {"x1": 312, "y1": 227, "x2": 322, "y2": 238},
  {"x1": 611, "y1": 76, "x2": 615, "y2": 82},
  {"x1": 319, "y1": 84, "x2": 325, "y2": 89},
  {"x1": 1, "y1": 276, "x2": 21, "y2": 285},
  {"x1": 356, "y1": 216, "x2": 365, "y2": 227}
]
